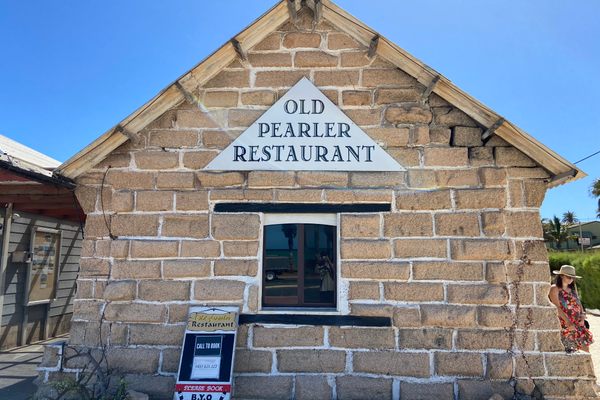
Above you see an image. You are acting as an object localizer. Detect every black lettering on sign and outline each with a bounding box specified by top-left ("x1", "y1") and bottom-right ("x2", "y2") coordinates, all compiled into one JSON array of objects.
[
  {"x1": 232, "y1": 145, "x2": 376, "y2": 163},
  {"x1": 284, "y1": 99, "x2": 324, "y2": 114},
  {"x1": 233, "y1": 146, "x2": 246, "y2": 161}
]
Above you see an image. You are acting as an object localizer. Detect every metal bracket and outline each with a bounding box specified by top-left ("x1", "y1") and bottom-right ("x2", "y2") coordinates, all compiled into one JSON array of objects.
[
  {"x1": 481, "y1": 118, "x2": 505, "y2": 143},
  {"x1": 367, "y1": 34, "x2": 380, "y2": 59},
  {"x1": 421, "y1": 75, "x2": 440, "y2": 104},
  {"x1": 230, "y1": 38, "x2": 247, "y2": 62}
]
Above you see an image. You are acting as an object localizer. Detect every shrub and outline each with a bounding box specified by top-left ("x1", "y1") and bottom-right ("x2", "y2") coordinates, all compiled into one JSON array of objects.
[{"x1": 548, "y1": 251, "x2": 600, "y2": 309}]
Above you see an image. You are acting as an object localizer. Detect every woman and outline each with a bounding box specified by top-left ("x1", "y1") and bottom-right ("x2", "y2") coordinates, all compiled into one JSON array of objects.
[
  {"x1": 548, "y1": 265, "x2": 593, "y2": 353},
  {"x1": 316, "y1": 253, "x2": 335, "y2": 304}
]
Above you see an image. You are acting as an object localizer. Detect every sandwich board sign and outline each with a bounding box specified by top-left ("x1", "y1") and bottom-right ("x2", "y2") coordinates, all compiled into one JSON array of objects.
[
  {"x1": 174, "y1": 306, "x2": 239, "y2": 400},
  {"x1": 205, "y1": 77, "x2": 403, "y2": 172}
]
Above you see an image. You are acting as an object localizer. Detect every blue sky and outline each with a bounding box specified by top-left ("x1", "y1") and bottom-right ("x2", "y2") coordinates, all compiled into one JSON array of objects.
[{"x1": 1, "y1": 0, "x2": 598, "y2": 221}]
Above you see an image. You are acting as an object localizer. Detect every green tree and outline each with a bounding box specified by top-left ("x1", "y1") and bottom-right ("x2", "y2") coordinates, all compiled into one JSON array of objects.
[
  {"x1": 591, "y1": 178, "x2": 600, "y2": 218},
  {"x1": 543, "y1": 216, "x2": 569, "y2": 250},
  {"x1": 561, "y1": 210, "x2": 578, "y2": 225},
  {"x1": 561, "y1": 211, "x2": 579, "y2": 249}
]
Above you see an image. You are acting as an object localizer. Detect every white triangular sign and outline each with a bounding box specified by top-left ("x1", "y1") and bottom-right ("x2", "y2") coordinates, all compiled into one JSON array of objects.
[{"x1": 205, "y1": 77, "x2": 404, "y2": 171}]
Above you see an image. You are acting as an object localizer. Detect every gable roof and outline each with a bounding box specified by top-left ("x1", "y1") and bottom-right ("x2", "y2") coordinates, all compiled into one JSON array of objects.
[{"x1": 55, "y1": 0, "x2": 585, "y2": 187}]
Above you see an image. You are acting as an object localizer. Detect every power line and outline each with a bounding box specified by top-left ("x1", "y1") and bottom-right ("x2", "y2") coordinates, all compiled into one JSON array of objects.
[{"x1": 574, "y1": 149, "x2": 600, "y2": 164}]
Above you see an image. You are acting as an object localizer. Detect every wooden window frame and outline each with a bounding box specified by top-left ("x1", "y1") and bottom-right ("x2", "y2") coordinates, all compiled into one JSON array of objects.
[{"x1": 262, "y1": 215, "x2": 337, "y2": 310}]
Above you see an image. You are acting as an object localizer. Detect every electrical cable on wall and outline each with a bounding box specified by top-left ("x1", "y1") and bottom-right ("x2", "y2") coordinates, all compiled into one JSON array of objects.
[{"x1": 100, "y1": 166, "x2": 117, "y2": 240}]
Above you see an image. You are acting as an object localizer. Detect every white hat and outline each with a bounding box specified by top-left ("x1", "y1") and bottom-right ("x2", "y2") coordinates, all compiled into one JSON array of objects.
[{"x1": 552, "y1": 265, "x2": 581, "y2": 279}]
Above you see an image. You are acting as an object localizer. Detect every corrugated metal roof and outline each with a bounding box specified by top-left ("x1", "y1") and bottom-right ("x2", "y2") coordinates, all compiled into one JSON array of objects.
[
  {"x1": 0, "y1": 134, "x2": 60, "y2": 169},
  {"x1": 0, "y1": 134, "x2": 61, "y2": 179}
]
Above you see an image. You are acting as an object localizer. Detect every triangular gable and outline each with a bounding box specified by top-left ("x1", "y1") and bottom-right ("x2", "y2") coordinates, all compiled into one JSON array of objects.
[
  {"x1": 56, "y1": 0, "x2": 584, "y2": 187},
  {"x1": 205, "y1": 78, "x2": 404, "y2": 171}
]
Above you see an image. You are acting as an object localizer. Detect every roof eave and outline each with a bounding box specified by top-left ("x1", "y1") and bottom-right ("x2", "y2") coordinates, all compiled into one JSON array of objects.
[
  {"x1": 319, "y1": 0, "x2": 585, "y2": 187},
  {"x1": 57, "y1": 0, "x2": 584, "y2": 187},
  {"x1": 0, "y1": 156, "x2": 76, "y2": 189},
  {"x1": 56, "y1": 0, "x2": 293, "y2": 179}
]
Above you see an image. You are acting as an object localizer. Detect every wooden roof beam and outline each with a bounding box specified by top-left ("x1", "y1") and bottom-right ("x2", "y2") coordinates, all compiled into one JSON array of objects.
[
  {"x1": 421, "y1": 74, "x2": 440, "y2": 104},
  {"x1": 287, "y1": 0, "x2": 298, "y2": 22},
  {"x1": 13, "y1": 201, "x2": 80, "y2": 210},
  {"x1": 0, "y1": 184, "x2": 67, "y2": 195},
  {"x1": 174, "y1": 81, "x2": 199, "y2": 105},
  {"x1": 367, "y1": 35, "x2": 380, "y2": 59},
  {"x1": 16, "y1": 209, "x2": 85, "y2": 222},
  {"x1": 0, "y1": 195, "x2": 69, "y2": 203},
  {"x1": 549, "y1": 169, "x2": 578, "y2": 183},
  {"x1": 115, "y1": 124, "x2": 140, "y2": 144},
  {"x1": 312, "y1": 0, "x2": 323, "y2": 23},
  {"x1": 482, "y1": 118, "x2": 505, "y2": 143},
  {"x1": 230, "y1": 38, "x2": 247, "y2": 62}
]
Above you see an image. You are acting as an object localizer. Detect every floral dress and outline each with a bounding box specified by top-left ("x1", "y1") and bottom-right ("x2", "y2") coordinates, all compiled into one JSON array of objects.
[{"x1": 557, "y1": 289, "x2": 594, "y2": 352}]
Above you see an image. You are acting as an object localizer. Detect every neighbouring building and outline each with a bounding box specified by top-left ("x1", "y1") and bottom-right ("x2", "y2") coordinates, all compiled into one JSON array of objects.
[
  {"x1": 0, "y1": 135, "x2": 84, "y2": 349},
  {"x1": 562, "y1": 221, "x2": 600, "y2": 250},
  {"x1": 36, "y1": 1, "x2": 596, "y2": 399}
]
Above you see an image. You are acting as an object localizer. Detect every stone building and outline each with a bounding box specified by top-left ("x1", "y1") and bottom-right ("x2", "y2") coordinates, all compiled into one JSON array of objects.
[{"x1": 38, "y1": 1, "x2": 596, "y2": 399}]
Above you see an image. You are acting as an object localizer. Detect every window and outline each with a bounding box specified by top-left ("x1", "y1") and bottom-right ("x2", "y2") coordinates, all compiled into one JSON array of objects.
[{"x1": 262, "y1": 215, "x2": 336, "y2": 309}]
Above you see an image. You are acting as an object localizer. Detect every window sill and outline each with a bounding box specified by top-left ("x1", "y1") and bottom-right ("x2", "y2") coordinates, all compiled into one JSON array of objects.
[{"x1": 239, "y1": 313, "x2": 392, "y2": 327}]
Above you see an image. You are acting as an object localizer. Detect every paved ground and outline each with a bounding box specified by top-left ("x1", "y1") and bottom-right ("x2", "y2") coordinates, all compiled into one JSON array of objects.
[
  {"x1": 0, "y1": 336, "x2": 67, "y2": 400},
  {"x1": 0, "y1": 342, "x2": 44, "y2": 399}
]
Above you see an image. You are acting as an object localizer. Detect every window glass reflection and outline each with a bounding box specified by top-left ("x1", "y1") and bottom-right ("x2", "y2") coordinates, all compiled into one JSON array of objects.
[
  {"x1": 263, "y1": 223, "x2": 336, "y2": 308},
  {"x1": 263, "y1": 224, "x2": 298, "y2": 304}
]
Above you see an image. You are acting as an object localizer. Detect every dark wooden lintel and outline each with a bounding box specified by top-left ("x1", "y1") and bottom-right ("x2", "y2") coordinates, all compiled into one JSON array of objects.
[
  {"x1": 214, "y1": 203, "x2": 391, "y2": 213},
  {"x1": 367, "y1": 34, "x2": 380, "y2": 59},
  {"x1": 239, "y1": 313, "x2": 391, "y2": 327}
]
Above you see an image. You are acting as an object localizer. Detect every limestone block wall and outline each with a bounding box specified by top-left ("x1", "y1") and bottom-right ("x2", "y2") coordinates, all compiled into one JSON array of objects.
[{"x1": 38, "y1": 9, "x2": 596, "y2": 400}]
